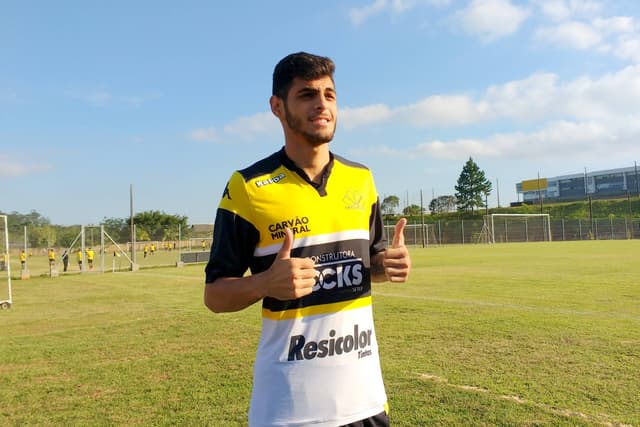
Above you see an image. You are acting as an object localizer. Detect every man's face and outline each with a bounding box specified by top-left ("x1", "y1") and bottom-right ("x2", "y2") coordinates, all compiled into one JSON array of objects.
[{"x1": 280, "y1": 76, "x2": 337, "y2": 145}]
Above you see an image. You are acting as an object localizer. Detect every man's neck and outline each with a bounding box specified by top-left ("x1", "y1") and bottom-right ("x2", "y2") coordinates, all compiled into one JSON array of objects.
[{"x1": 284, "y1": 142, "x2": 330, "y2": 184}]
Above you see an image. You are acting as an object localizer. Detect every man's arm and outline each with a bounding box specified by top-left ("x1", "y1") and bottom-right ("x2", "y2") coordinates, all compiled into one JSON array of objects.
[
  {"x1": 204, "y1": 228, "x2": 317, "y2": 313},
  {"x1": 371, "y1": 218, "x2": 411, "y2": 283}
]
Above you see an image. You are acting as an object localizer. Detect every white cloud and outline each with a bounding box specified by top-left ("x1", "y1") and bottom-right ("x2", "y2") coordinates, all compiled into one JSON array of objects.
[
  {"x1": 349, "y1": 0, "x2": 451, "y2": 26},
  {"x1": 0, "y1": 155, "x2": 50, "y2": 177},
  {"x1": 592, "y1": 16, "x2": 636, "y2": 34},
  {"x1": 454, "y1": 0, "x2": 530, "y2": 42},
  {"x1": 348, "y1": 64, "x2": 640, "y2": 164},
  {"x1": 189, "y1": 127, "x2": 217, "y2": 142},
  {"x1": 612, "y1": 35, "x2": 640, "y2": 62},
  {"x1": 223, "y1": 111, "x2": 280, "y2": 140},
  {"x1": 535, "y1": 20, "x2": 602, "y2": 49},
  {"x1": 189, "y1": 112, "x2": 280, "y2": 143},
  {"x1": 535, "y1": 0, "x2": 602, "y2": 22},
  {"x1": 341, "y1": 104, "x2": 393, "y2": 129},
  {"x1": 349, "y1": 0, "x2": 388, "y2": 26}
]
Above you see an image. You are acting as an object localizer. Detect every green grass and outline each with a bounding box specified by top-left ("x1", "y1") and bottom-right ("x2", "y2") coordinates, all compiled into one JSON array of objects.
[{"x1": 1, "y1": 241, "x2": 639, "y2": 426}]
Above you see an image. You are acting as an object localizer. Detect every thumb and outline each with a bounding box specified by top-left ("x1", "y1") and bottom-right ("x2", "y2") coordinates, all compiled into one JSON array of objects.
[
  {"x1": 277, "y1": 228, "x2": 294, "y2": 260},
  {"x1": 391, "y1": 218, "x2": 407, "y2": 248}
]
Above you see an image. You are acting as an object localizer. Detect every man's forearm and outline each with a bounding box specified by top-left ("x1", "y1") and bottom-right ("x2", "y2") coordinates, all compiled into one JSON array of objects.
[{"x1": 204, "y1": 274, "x2": 265, "y2": 313}]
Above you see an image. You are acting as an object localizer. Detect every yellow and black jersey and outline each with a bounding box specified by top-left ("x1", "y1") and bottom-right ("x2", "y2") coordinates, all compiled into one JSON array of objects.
[{"x1": 206, "y1": 148, "x2": 388, "y2": 426}]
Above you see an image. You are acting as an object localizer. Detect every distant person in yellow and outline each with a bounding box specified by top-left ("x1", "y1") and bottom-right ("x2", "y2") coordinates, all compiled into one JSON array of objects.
[
  {"x1": 47, "y1": 248, "x2": 56, "y2": 267},
  {"x1": 0, "y1": 253, "x2": 7, "y2": 271},
  {"x1": 20, "y1": 250, "x2": 27, "y2": 270},
  {"x1": 150, "y1": 243, "x2": 156, "y2": 255},
  {"x1": 86, "y1": 248, "x2": 95, "y2": 270},
  {"x1": 201, "y1": 239, "x2": 207, "y2": 251},
  {"x1": 77, "y1": 249, "x2": 83, "y2": 270},
  {"x1": 143, "y1": 244, "x2": 149, "y2": 258}
]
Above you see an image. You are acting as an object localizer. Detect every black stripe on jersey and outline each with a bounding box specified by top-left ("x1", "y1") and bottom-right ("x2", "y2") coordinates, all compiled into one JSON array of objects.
[
  {"x1": 238, "y1": 151, "x2": 282, "y2": 182},
  {"x1": 258, "y1": 238, "x2": 372, "y2": 313},
  {"x1": 332, "y1": 153, "x2": 369, "y2": 171}
]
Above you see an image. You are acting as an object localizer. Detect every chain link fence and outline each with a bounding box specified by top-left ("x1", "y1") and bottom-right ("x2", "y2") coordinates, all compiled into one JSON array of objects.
[
  {"x1": 385, "y1": 217, "x2": 640, "y2": 246},
  {"x1": 3, "y1": 218, "x2": 639, "y2": 278}
]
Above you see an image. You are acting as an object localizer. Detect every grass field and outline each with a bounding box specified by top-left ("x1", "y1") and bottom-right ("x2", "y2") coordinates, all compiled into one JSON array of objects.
[{"x1": 1, "y1": 240, "x2": 638, "y2": 426}]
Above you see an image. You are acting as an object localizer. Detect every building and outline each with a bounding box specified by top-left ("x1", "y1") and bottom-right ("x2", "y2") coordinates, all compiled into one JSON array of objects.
[{"x1": 515, "y1": 165, "x2": 640, "y2": 204}]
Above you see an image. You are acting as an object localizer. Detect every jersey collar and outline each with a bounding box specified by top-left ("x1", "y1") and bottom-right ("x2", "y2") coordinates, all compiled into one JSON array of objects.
[{"x1": 278, "y1": 147, "x2": 334, "y2": 197}]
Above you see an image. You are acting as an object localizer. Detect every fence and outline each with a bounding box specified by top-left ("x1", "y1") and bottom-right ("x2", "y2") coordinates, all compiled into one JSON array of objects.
[
  {"x1": 385, "y1": 217, "x2": 640, "y2": 246},
  {"x1": 3, "y1": 224, "x2": 215, "y2": 279},
  {"x1": 3, "y1": 218, "x2": 639, "y2": 278}
]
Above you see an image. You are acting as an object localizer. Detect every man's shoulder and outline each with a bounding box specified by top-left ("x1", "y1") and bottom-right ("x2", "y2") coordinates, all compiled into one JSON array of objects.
[
  {"x1": 332, "y1": 152, "x2": 370, "y2": 172},
  {"x1": 237, "y1": 150, "x2": 283, "y2": 182}
]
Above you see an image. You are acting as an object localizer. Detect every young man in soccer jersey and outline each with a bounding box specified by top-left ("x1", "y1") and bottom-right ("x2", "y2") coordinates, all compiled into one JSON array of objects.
[{"x1": 204, "y1": 52, "x2": 411, "y2": 427}]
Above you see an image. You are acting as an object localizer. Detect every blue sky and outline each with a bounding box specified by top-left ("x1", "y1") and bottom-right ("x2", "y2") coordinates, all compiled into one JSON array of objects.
[{"x1": 2, "y1": 0, "x2": 640, "y2": 225}]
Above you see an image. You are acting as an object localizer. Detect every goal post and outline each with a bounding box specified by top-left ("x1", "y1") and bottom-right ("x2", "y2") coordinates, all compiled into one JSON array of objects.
[
  {"x1": 0, "y1": 215, "x2": 12, "y2": 309},
  {"x1": 490, "y1": 214, "x2": 552, "y2": 244}
]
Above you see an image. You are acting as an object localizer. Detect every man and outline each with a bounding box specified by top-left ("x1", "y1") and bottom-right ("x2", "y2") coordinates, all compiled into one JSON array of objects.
[
  {"x1": 61, "y1": 250, "x2": 69, "y2": 272},
  {"x1": 47, "y1": 248, "x2": 56, "y2": 267},
  {"x1": 204, "y1": 52, "x2": 410, "y2": 427},
  {"x1": 20, "y1": 250, "x2": 27, "y2": 270}
]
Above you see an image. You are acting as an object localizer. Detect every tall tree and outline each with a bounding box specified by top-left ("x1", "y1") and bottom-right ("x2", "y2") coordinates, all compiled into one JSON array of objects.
[
  {"x1": 429, "y1": 195, "x2": 457, "y2": 214},
  {"x1": 381, "y1": 195, "x2": 400, "y2": 216},
  {"x1": 455, "y1": 157, "x2": 492, "y2": 214}
]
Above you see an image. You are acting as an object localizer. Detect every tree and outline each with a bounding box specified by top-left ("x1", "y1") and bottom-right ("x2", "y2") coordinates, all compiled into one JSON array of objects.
[
  {"x1": 429, "y1": 195, "x2": 457, "y2": 214},
  {"x1": 133, "y1": 210, "x2": 188, "y2": 241},
  {"x1": 381, "y1": 195, "x2": 400, "y2": 216},
  {"x1": 402, "y1": 204, "x2": 424, "y2": 216},
  {"x1": 455, "y1": 157, "x2": 492, "y2": 214}
]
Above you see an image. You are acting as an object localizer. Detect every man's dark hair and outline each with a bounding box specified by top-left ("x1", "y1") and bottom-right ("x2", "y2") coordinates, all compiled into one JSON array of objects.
[{"x1": 272, "y1": 52, "x2": 335, "y2": 100}]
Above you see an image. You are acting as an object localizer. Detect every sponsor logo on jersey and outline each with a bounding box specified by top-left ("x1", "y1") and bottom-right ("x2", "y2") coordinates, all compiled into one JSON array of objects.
[
  {"x1": 268, "y1": 216, "x2": 311, "y2": 240},
  {"x1": 313, "y1": 258, "x2": 363, "y2": 291},
  {"x1": 222, "y1": 182, "x2": 231, "y2": 200},
  {"x1": 287, "y1": 324, "x2": 373, "y2": 361},
  {"x1": 255, "y1": 172, "x2": 286, "y2": 188}
]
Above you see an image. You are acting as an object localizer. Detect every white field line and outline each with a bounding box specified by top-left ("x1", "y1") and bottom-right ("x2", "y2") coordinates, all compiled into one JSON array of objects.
[
  {"x1": 373, "y1": 291, "x2": 640, "y2": 321},
  {"x1": 115, "y1": 271, "x2": 202, "y2": 281},
  {"x1": 418, "y1": 373, "x2": 635, "y2": 427}
]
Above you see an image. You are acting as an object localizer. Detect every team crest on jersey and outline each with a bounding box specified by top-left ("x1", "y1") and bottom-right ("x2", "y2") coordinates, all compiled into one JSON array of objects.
[{"x1": 342, "y1": 189, "x2": 364, "y2": 210}]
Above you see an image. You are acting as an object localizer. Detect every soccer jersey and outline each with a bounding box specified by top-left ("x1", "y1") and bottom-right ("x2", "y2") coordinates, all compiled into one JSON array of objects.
[{"x1": 206, "y1": 148, "x2": 388, "y2": 427}]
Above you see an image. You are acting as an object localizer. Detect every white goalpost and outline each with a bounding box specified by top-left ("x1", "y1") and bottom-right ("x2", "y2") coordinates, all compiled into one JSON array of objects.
[
  {"x1": 0, "y1": 215, "x2": 12, "y2": 309},
  {"x1": 490, "y1": 214, "x2": 552, "y2": 244}
]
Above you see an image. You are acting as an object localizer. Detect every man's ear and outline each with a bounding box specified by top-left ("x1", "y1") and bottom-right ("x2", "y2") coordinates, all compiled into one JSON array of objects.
[{"x1": 270, "y1": 95, "x2": 283, "y2": 118}]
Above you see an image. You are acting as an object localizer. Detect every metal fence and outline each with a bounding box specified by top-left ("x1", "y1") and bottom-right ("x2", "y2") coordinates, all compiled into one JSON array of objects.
[
  {"x1": 4, "y1": 218, "x2": 639, "y2": 278},
  {"x1": 385, "y1": 217, "x2": 640, "y2": 246}
]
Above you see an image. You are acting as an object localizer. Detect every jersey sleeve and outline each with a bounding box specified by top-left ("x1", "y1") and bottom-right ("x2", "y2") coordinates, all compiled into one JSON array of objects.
[
  {"x1": 204, "y1": 172, "x2": 260, "y2": 284},
  {"x1": 369, "y1": 197, "x2": 387, "y2": 256}
]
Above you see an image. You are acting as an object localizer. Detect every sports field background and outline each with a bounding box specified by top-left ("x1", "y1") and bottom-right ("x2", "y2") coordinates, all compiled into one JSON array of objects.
[{"x1": 1, "y1": 240, "x2": 638, "y2": 426}]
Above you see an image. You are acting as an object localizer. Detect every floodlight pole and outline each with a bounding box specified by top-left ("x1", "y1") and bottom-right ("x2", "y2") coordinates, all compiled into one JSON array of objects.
[{"x1": 81, "y1": 225, "x2": 86, "y2": 273}]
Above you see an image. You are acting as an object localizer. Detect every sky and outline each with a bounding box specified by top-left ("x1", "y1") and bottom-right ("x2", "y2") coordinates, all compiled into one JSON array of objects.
[{"x1": 2, "y1": 0, "x2": 640, "y2": 226}]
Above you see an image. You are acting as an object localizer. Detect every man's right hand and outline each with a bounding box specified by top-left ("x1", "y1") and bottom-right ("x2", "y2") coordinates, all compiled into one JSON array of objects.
[{"x1": 263, "y1": 228, "x2": 316, "y2": 300}]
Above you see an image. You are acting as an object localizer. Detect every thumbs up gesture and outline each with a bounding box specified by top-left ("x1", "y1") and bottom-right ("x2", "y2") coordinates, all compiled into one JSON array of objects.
[
  {"x1": 264, "y1": 228, "x2": 317, "y2": 300},
  {"x1": 381, "y1": 218, "x2": 411, "y2": 282}
]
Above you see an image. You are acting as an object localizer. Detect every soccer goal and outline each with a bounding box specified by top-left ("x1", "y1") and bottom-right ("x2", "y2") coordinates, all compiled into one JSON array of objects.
[
  {"x1": 490, "y1": 214, "x2": 552, "y2": 243},
  {"x1": 0, "y1": 215, "x2": 12, "y2": 309}
]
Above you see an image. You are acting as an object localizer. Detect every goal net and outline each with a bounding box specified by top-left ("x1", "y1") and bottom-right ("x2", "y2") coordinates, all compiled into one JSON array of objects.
[
  {"x1": 490, "y1": 214, "x2": 552, "y2": 243},
  {"x1": 0, "y1": 215, "x2": 12, "y2": 309}
]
